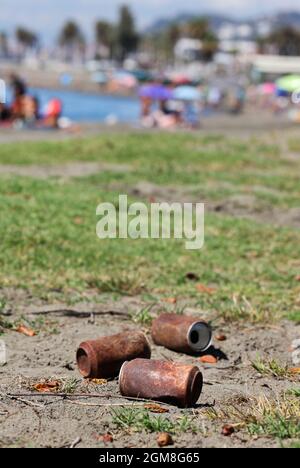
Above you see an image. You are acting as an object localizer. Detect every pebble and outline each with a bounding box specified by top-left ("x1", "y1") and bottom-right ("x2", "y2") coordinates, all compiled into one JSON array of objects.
[
  {"x1": 291, "y1": 339, "x2": 300, "y2": 365},
  {"x1": 292, "y1": 350, "x2": 300, "y2": 366},
  {"x1": 291, "y1": 339, "x2": 300, "y2": 351}
]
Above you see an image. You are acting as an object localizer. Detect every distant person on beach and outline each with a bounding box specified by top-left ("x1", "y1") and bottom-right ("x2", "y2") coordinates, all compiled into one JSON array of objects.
[
  {"x1": 10, "y1": 73, "x2": 27, "y2": 119},
  {"x1": 43, "y1": 98, "x2": 62, "y2": 128},
  {"x1": 0, "y1": 102, "x2": 11, "y2": 122},
  {"x1": 10, "y1": 73, "x2": 27, "y2": 98}
]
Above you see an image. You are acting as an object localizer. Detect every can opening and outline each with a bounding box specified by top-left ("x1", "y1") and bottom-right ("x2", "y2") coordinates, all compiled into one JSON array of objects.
[
  {"x1": 187, "y1": 322, "x2": 212, "y2": 353},
  {"x1": 76, "y1": 348, "x2": 91, "y2": 378},
  {"x1": 189, "y1": 369, "x2": 203, "y2": 406},
  {"x1": 190, "y1": 330, "x2": 200, "y2": 345}
]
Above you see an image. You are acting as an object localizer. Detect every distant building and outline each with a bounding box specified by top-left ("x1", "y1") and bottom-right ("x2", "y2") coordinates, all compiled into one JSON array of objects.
[
  {"x1": 217, "y1": 22, "x2": 258, "y2": 56},
  {"x1": 174, "y1": 38, "x2": 203, "y2": 62}
]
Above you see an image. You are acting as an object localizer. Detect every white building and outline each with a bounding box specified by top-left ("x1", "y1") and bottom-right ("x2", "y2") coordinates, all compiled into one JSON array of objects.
[{"x1": 174, "y1": 38, "x2": 203, "y2": 62}]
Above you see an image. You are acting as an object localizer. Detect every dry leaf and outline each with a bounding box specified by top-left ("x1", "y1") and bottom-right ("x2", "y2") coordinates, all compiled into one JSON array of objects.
[
  {"x1": 199, "y1": 355, "x2": 218, "y2": 364},
  {"x1": 34, "y1": 380, "x2": 60, "y2": 393},
  {"x1": 157, "y1": 433, "x2": 173, "y2": 447},
  {"x1": 196, "y1": 284, "x2": 216, "y2": 295},
  {"x1": 163, "y1": 298, "x2": 177, "y2": 304},
  {"x1": 89, "y1": 379, "x2": 108, "y2": 385},
  {"x1": 222, "y1": 424, "x2": 235, "y2": 437},
  {"x1": 216, "y1": 334, "x2": 227, "y2": 342},
  {"x1": 73, "y1": 217, "x2": 83, "y2": 225},
  {"x1": 289, "y1": 367, "x2": 300, "y2": 375},
  {"x1": 144, "y1": 403, "x2": 169, "y2": 414},
  {"x1": 102, "y1": 433, "x2": 114, "y2": 444},
  {"x1": 295, "y1": 275, "x2": 300, "y2": 282},
  {"x1": 16, "y1": 325, "x2": 36, "y2": 337}
]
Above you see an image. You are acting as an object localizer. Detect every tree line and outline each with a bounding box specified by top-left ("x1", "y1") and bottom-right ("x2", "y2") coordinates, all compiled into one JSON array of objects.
[{"x1": 1, "y1": 4, "x2": 300, "y2": 62}]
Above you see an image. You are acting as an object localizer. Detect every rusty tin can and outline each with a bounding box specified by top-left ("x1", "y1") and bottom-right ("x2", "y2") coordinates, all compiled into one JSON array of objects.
[
  {"x1": 119, "y1": 358, "x2": 203, "y2": 408},
  {"x1": 151, "y1": 313, "x2": 212, "y2": 354},
  {"x1": 77, "y1": 331, "x2": 151, "y2": 379}
]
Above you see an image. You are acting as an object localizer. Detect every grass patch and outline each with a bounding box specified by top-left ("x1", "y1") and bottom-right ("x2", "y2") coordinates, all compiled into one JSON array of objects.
[
  {"x1": 252, "y1": 358, "x2": 291, "y2": 379},
  {"x1": 61, "y1": 378, "x2": 80, "y2": 394},
  {"x1": 288, "y1": 389, "x2": 300, "y2": 398},
  {"x1": 112, "y1": 407, "x2": 196, "y2": 434},
  {"x1": 206, "y1": 395, "x2": 300, "y2": 440},
  {"x1": 130, "y1": 304, "x2": 155, "y2": 325},
  {"x1": 0, "y1": 314, "x2": 59, "y2": 336}
]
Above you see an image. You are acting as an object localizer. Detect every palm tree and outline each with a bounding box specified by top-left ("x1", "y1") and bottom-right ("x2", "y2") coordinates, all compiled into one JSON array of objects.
[
  {"x1": 117, "y1": 5, "x2": 139, "y2": 61},
  {"x1": 95, "y1": 20, "x2": 116, "y2": 58},
  {"x1": 185, "y1": 18, "x2": 218, "y2": 61},
  {"x1": 58, "y1": 20, "x2": 85, "y2": 61},
  {"x1": 0, "y1": 32, "x2": 9, "y2": 58},
  {"x1": 15, "y1": 27, "x2": 38, "y2": 57},
  {"x1": 261, "y1": 27, "x2": 300, "y2": 56}
]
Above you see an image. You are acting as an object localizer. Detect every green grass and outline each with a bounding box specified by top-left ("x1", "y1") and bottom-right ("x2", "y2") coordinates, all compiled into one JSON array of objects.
[
  {"x1": 252, "y1": 358, "x2": 291, "y2": 379},
  {"x1": 289, "y1": 389, "x2": 300, "y2": 398},
  {"x1": 112, "y1": 407, "x2": 196, "y2": 434},
  {"x1": 206, "y1": 394, "x2": 300, "y2": 441},
  {"x1": 0, "y1": 133, "x2": 300, "y2": 323},
  {"x1": 130, "y1": 304, "x2": 155, "y2": 325},
  {"x1": 248, "y1": 414, "x2": 300, "y2": 440}
]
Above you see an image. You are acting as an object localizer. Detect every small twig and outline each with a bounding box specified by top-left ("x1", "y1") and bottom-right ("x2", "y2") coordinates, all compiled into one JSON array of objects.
[
  {"x1": 24, "y1": 304, "x2": 130, "y2": 319},
  {"x1": 6, "y1": 392, "x2": 174, "y2": 408},
  {"x1": 67, "y1": 400, "x2": 145, "y2": 408},
  {"x1": 2, "y1": 394, "x2": 45, "y2": 409},
  {"x1": 70, "y1": 437, "x2": 81, "y2": 449}
]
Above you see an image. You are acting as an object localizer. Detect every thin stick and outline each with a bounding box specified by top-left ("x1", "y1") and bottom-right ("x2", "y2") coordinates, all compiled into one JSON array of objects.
[
  {"x1": 25, "y1": 304, "x2": 130, "y2": 319},
  {"x1": 1, "y1": 393, "x2": 45, "y2": 409},
  {"x1": 70, "y1": 437, "x2": 81, "y2": 449},
  {"x1": 5, "y1": 392, "x2": 174, "y2": 408},
  {"x1": 67, "y1": 400, "x2": 145, "y2": 408}
]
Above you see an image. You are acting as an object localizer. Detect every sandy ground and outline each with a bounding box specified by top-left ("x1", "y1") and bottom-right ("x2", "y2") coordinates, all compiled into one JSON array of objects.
[{"x1": 0, "y1": 290, "x2": 299, "y2": 448}]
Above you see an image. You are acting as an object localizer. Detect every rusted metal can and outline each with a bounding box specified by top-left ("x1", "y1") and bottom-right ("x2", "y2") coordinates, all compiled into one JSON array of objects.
[
  {"x1": 151, "y1": 313, "x2": 212, "y2": 354},
  {"x1": 119, "y1": 358, "x2": 203, "y2": 408},
  {"x1": 76, "y1": 331, "x2": 151, "y2": 379}
]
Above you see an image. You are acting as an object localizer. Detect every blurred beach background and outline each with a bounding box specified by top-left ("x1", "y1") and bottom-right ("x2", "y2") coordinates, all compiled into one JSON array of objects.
[{"x1": 1, "y1": 1, "x2": 300, "y2": 131}]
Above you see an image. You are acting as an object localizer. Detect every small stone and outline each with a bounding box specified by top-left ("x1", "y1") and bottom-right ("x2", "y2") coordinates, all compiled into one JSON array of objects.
[
  {"x1": 292, "y1": 350, "x2": 300, "y2": 366},
  {"x1": 291, "y1": 339, "x2": 300, "y2": 351},
  {"x1": 0, "y1": 340, "x2": 6, "y2": 366},
  {"x1": 157, "y1": 433, "x2": 173, "y2": 447},
  {"x1": 216, "y1": 334, "x2": 227, "y2": 342},
  {"x1": 222, "y1": 425, "x2": 235, "y2": 437}
]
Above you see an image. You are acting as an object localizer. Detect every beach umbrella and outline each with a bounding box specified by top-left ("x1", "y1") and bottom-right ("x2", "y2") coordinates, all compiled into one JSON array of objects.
[
  {"x1": 131, "y1": 70, "x2": 153, "y2": 82},
  {"x1": 173, "y1": 86, "x2": 201, "y2": 101},
  {"x1": 172, "y1": 74, "x2": 192, "y2": 85},
  {"x1": 113, "y1": 72, "x2": 137, "y2": 88},
  {"x1": 276, "y1": 75, "x2": 300, "y2": 93},
  {"x1": 139, "y1": 84, "x2": 173, "y2": 101},
  {"x1": 259, "y1": 82, "x2": 276, "y2": 96}
]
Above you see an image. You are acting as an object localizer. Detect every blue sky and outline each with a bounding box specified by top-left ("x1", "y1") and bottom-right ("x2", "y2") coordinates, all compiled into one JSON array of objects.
[{"x1": 1, "y1": 0, "x2": 300, "y2": 41}]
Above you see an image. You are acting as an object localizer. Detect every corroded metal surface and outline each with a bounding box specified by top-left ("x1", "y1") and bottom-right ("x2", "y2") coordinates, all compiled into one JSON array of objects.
[
  {"x1": 119, "y1": 358, "x2": 203, "y2": 408},
  {"x1": 77, "y1": 331, "x2": 151, "y2": 379},
  {"x1": 151, "y1": 313, "x2": 212, "y2": 354}
]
